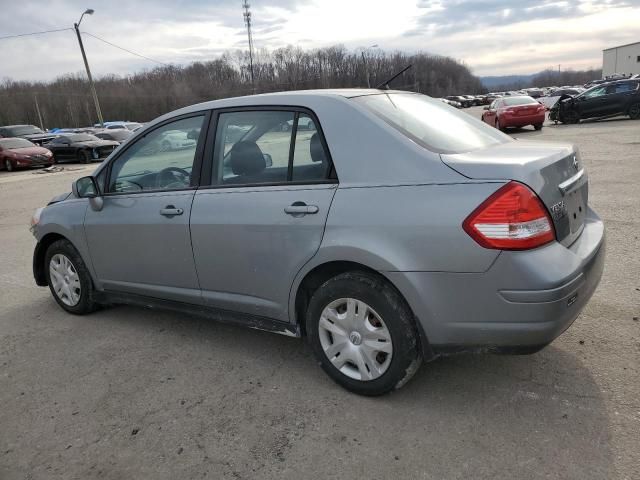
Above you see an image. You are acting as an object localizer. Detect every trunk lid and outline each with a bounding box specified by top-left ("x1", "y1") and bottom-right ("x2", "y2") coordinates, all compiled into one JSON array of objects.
[{"x1": 441, "y1": 140, "x2": 588, "y2": 247}]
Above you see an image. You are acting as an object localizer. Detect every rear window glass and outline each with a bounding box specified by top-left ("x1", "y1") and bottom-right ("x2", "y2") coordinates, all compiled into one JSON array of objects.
[
  {"x1": 503, "y1": 96, "x2": 538, "y2": 106},
  {"x1": 353, "y1": 93, "x2": 508, "y2": 154}
]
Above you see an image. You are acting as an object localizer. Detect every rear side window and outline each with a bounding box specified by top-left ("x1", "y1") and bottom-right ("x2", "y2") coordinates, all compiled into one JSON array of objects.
[
  {"x1": 354, "y1": 93, "x2": 508, "y2": 154},
  {"x1": 615, "y1": 82, "x2": 638, "y2": 93},
  {"x1": 212, "y1": 110, "x2": 331, "y2": 186}
]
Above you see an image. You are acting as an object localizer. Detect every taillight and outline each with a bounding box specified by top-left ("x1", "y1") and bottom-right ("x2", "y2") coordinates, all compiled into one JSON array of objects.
[{"x1": 463, "y1": 181, "x2": 555, "y2": 250}]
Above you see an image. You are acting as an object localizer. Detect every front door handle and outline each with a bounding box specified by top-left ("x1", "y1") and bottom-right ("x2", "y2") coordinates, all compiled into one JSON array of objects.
[
  {"x1": 284, "y1": 202, "x2": 319, "y2": 215},
  {"x1": 160, "y1": 205, "x2": 184, "y2": 217}
]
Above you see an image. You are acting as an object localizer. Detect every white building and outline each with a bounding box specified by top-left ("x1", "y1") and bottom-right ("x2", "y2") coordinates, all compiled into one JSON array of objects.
[{"x1": 602, "y1": 41, "x2": 640, "y2": 77}]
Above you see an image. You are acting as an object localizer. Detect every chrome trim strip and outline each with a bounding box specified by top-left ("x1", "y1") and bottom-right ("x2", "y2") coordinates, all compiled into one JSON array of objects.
[{"x1": 558, "y1": 168, "x2": 585, "y2": 195}]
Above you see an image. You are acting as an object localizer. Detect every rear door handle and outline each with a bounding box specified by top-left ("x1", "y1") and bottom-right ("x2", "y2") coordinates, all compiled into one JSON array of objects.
[
  {"x1": 284, "y1": 203, "x2": 319, "y2": 215},
  {"x1": 160, "y1": 205, "x2": 184, "y2": 216}
]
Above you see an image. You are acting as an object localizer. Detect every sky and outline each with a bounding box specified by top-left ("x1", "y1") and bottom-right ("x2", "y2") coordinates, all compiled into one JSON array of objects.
[{"x1": 1, "y1": 0, "x2": 639, "y2": 82}]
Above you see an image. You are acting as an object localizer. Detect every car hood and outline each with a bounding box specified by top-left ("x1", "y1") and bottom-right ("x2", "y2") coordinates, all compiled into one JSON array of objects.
[
  {"x1": 47, "y1": 192, "x2": 72, "y2": 205},
  {"x1": 71, "y1": 140, "x2": 119, "y2": 147},
  {"x1": 20, "y1": 133, "x2": 57, "y2": 141},
  {"x1": 8, "y1": 146, "x2": 51, "y2": 156}
]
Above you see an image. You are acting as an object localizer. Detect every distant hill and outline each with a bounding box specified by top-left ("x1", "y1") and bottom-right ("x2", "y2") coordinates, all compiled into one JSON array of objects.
[{"x1": 480, "y1": 74, "x2": 537, "y2": 88}]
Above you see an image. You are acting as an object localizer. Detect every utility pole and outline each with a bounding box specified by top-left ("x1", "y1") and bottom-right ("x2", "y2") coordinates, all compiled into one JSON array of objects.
[
  {"x1": 361, "y1": 44, "x2": 378, "y2": 88},
  {"x1": 242, "y1": 0, "x2": 255, "y2": 92},
  {"x1": 361, "y1": 52, "x2": 371, "y2": 88},
  {"x1": 34, "y1": 94, "x2": 44, "y2": 130},
  {"x1": 74, "y1": 9, "x2": 104, "y2": 126}
]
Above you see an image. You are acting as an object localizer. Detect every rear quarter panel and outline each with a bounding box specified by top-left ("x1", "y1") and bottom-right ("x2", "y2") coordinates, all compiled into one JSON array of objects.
[{"x1": 317, "y1": 183, "x2": 503, "y2": 273}]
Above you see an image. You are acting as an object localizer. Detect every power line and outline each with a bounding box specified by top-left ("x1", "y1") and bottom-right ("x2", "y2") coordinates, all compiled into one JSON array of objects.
[
  {"x1": 81, "y1": 31, "x2": 171, "y2": 66},
  {"x1": 0, "y1": 28, "x2": 72, "y2": 41}
]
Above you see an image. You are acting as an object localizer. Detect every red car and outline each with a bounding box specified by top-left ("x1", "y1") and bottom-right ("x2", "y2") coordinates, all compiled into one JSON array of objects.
[
  {"x1": 481, "y1": 96, "x2": 546, "y2": 131},
  {"x1": 0, "y1": 138, "x2": 54, "y2": 171}
]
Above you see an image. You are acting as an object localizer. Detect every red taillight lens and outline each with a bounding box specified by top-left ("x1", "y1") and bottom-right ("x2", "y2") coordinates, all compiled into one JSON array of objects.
[{"x1": 463, "y1": 181, "x2": 555, "y2": 250}]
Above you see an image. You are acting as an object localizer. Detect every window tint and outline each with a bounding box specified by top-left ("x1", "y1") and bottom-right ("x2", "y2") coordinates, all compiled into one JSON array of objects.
[
  {"x1": 354, "y1": 93, "x2": 507, "y2": 154},
  {"x1": 615, "y1": 82, "x2": 638, "y2": 93},
  {"x1": 108, "y1": 115, "x2": 204, "y2": 193},
  {"x1": 292, "y1": 114, "x2": 328, "y2": 182}
]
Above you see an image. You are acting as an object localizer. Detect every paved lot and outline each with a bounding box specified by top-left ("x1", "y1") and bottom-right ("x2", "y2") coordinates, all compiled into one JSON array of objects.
[{"x1": 1, "y1": 110, "x2": 639, "y2": 479}]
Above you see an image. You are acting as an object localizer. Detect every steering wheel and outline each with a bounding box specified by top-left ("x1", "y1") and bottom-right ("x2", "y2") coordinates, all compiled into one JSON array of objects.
[{"x1": 156, "y1": 167, "x2": 190, "y2": 189}]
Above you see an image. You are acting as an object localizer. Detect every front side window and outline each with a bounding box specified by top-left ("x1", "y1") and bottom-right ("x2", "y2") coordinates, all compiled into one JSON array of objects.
[
  {"x1": 213, "y1": 110, "x2": 331, "y2": 186},
  {"x1": 354, "y1": 93, "x2": 508, "y2": 154},
  {"x1": 108, "y1": 115, "x2": 204, "y2": 193},
  {"x1": 582, "y1": 86, "x2": 607, "y2": 99}
]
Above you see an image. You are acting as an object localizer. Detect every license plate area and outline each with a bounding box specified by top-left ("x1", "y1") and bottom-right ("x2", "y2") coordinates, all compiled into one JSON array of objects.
[{"x1": 565, "y1": 184, "x2": 587, "y2": 237}]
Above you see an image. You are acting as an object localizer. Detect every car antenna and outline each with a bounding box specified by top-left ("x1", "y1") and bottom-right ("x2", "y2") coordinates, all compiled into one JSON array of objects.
[{"x1": 375, "y1": 64, "x2": 413, "y2": 90}]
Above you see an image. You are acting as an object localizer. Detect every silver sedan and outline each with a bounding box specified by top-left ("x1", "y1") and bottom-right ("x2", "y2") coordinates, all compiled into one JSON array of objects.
[{"x1": 30, "y1": 89, "x2": 605, "y2": 395}]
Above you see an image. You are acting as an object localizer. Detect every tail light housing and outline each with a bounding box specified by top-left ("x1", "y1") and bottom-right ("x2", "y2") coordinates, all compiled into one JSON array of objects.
[{"x1": 463, "y1": 181, "x2": 555, "y2": 250}]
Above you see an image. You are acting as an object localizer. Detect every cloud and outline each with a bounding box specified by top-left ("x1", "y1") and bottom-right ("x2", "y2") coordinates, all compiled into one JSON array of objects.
[
  {"x1": 0, "y1": 0, "x2": 639, "y2": 80},
  {"x1": 406, "y1": 0, "x2": 640, "y2": 35}
]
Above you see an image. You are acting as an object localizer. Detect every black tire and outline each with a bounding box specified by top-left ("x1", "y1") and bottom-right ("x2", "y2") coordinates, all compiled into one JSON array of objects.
[
  {"x1": 44, "y1": 239, "x2": 98, "y2": 315},
  {"x1": 77, "y1": 149, "x2": 91, "y2": 164},
  {"x1": 4, "y1": 159, "x2": 13, "y2": 172},
  {"x1": 306, "y1": 271, "x2": 421, "y2": 396},
  {"x1": 628, "y1": 102, "x2": 640, "y2": 120},
  {"x1": 534, "y1": 124, "x2": 543, "y2": 130}
]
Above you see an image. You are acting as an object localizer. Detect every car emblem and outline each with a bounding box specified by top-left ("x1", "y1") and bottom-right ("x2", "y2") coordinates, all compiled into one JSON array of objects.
[{"x1": 572, "y1": 155, "x2": 579, "y2": 170}]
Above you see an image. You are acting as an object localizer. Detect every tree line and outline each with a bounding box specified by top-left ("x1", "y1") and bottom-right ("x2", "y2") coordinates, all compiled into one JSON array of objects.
[
  {"x1": 0, "y1": 46, "x2": 486, "y2": 129},
  {"x1": 491, "y1": 68, "x2": 603, "y2": 92}
]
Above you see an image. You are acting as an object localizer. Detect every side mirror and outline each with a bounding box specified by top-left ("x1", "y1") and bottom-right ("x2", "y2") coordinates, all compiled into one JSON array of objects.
[
  {"x1": 72, "y1": 176, "x2": 99, "y2": 198},
  {"x1": 263, "y1": 153, "x2": 273, "y2": 167},
  {"x1": 483, "y1": 106, "x2": 490, "y2": 110}
]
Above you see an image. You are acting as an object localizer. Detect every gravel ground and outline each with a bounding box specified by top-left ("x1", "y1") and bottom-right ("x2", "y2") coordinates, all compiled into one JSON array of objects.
[{"x1": 0, "y1": 111, "x2": 638, "y2": 479}]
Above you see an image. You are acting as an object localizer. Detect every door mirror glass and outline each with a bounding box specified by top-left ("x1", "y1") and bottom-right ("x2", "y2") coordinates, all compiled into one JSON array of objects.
[
  {"x1": 73, "y1": 176, "x2": 99, "y2": 198},
  {"x1": 263, "y1": 153, "x2": 273, "y2": 167}
]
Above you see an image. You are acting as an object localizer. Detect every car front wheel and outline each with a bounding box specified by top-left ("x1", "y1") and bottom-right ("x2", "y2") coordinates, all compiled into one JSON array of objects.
[
  {"x1": 629, "y1": 102, "x2": 640, "y2": 120},
  {"x1": 44, "y1": 239, "x2": 98, "y2": 315},
  {"x1": 306, "y1": 272, "x2": 421, "y2": 395},
  {"x1": 77, "y1": 150, "x2": 91, "y2": 164},
  {"x1": 4, "y1": 159, "x2": 13, "y2": 171}
]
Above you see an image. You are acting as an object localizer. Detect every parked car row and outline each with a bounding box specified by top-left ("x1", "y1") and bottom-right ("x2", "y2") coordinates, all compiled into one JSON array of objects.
[{"x1": 0, "y1": 120, "x2": 145, "y2": 171}]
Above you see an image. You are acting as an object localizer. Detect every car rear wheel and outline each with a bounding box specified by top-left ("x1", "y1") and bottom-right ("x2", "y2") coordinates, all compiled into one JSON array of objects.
[
  {"x1": 628, "y1": 102, "x2": 640, "y2": 120},
  {"x1": 4, "y1": 159, "x2": 13, "y2": 172},
  {"x1": 77, "y1": 149, "x2": 91, "y2": 164},
  {"x1": 534, "y1": 124, "x2": 543, "y2": 130},
  {"x1": 306, "y1": 271, "x2": 421, "y2": 396},
  {"x1": 44, "y1": 239, "x2": 98, "y2": 315}
]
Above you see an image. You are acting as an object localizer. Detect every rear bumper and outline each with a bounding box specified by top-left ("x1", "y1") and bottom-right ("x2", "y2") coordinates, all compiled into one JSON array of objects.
[
  {"x1": 502, "y1": 112, "x2": 546, "y2": 126},
  {"x1": 387, "y1": 207, "x2": 605, "y2": 352}
]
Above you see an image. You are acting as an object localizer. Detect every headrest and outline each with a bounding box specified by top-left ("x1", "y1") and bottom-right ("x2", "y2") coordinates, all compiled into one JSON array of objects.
[
  {"x1": 310, "y1": 133, "x2": 326, "y2": 163},
  {"x1": 229, "y1": 141, "x2": 265, "y2": 176}
]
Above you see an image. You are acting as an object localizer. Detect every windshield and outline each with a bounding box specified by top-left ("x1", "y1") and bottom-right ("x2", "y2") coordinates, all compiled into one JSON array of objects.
[
  {"x1": 69, "y1": 134, "x2": 99, "y2": 142},
  {"x1": 0, "y1": 138, "x2": 35, "y2": 149},
  {"x1": 503, "y1": 96, "x2": 538, "y2": 106},
  {"x1": 8, "y1": 125, "x2": 44, "y2": 136},
  {"x1": 354, "y1": 93, "x2": 508, "y2": 154}
]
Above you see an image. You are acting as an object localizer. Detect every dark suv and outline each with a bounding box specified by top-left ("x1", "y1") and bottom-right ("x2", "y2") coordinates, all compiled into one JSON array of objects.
[{"x1": 551, "y1": 80, "x2": 640, "y2": 123}]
